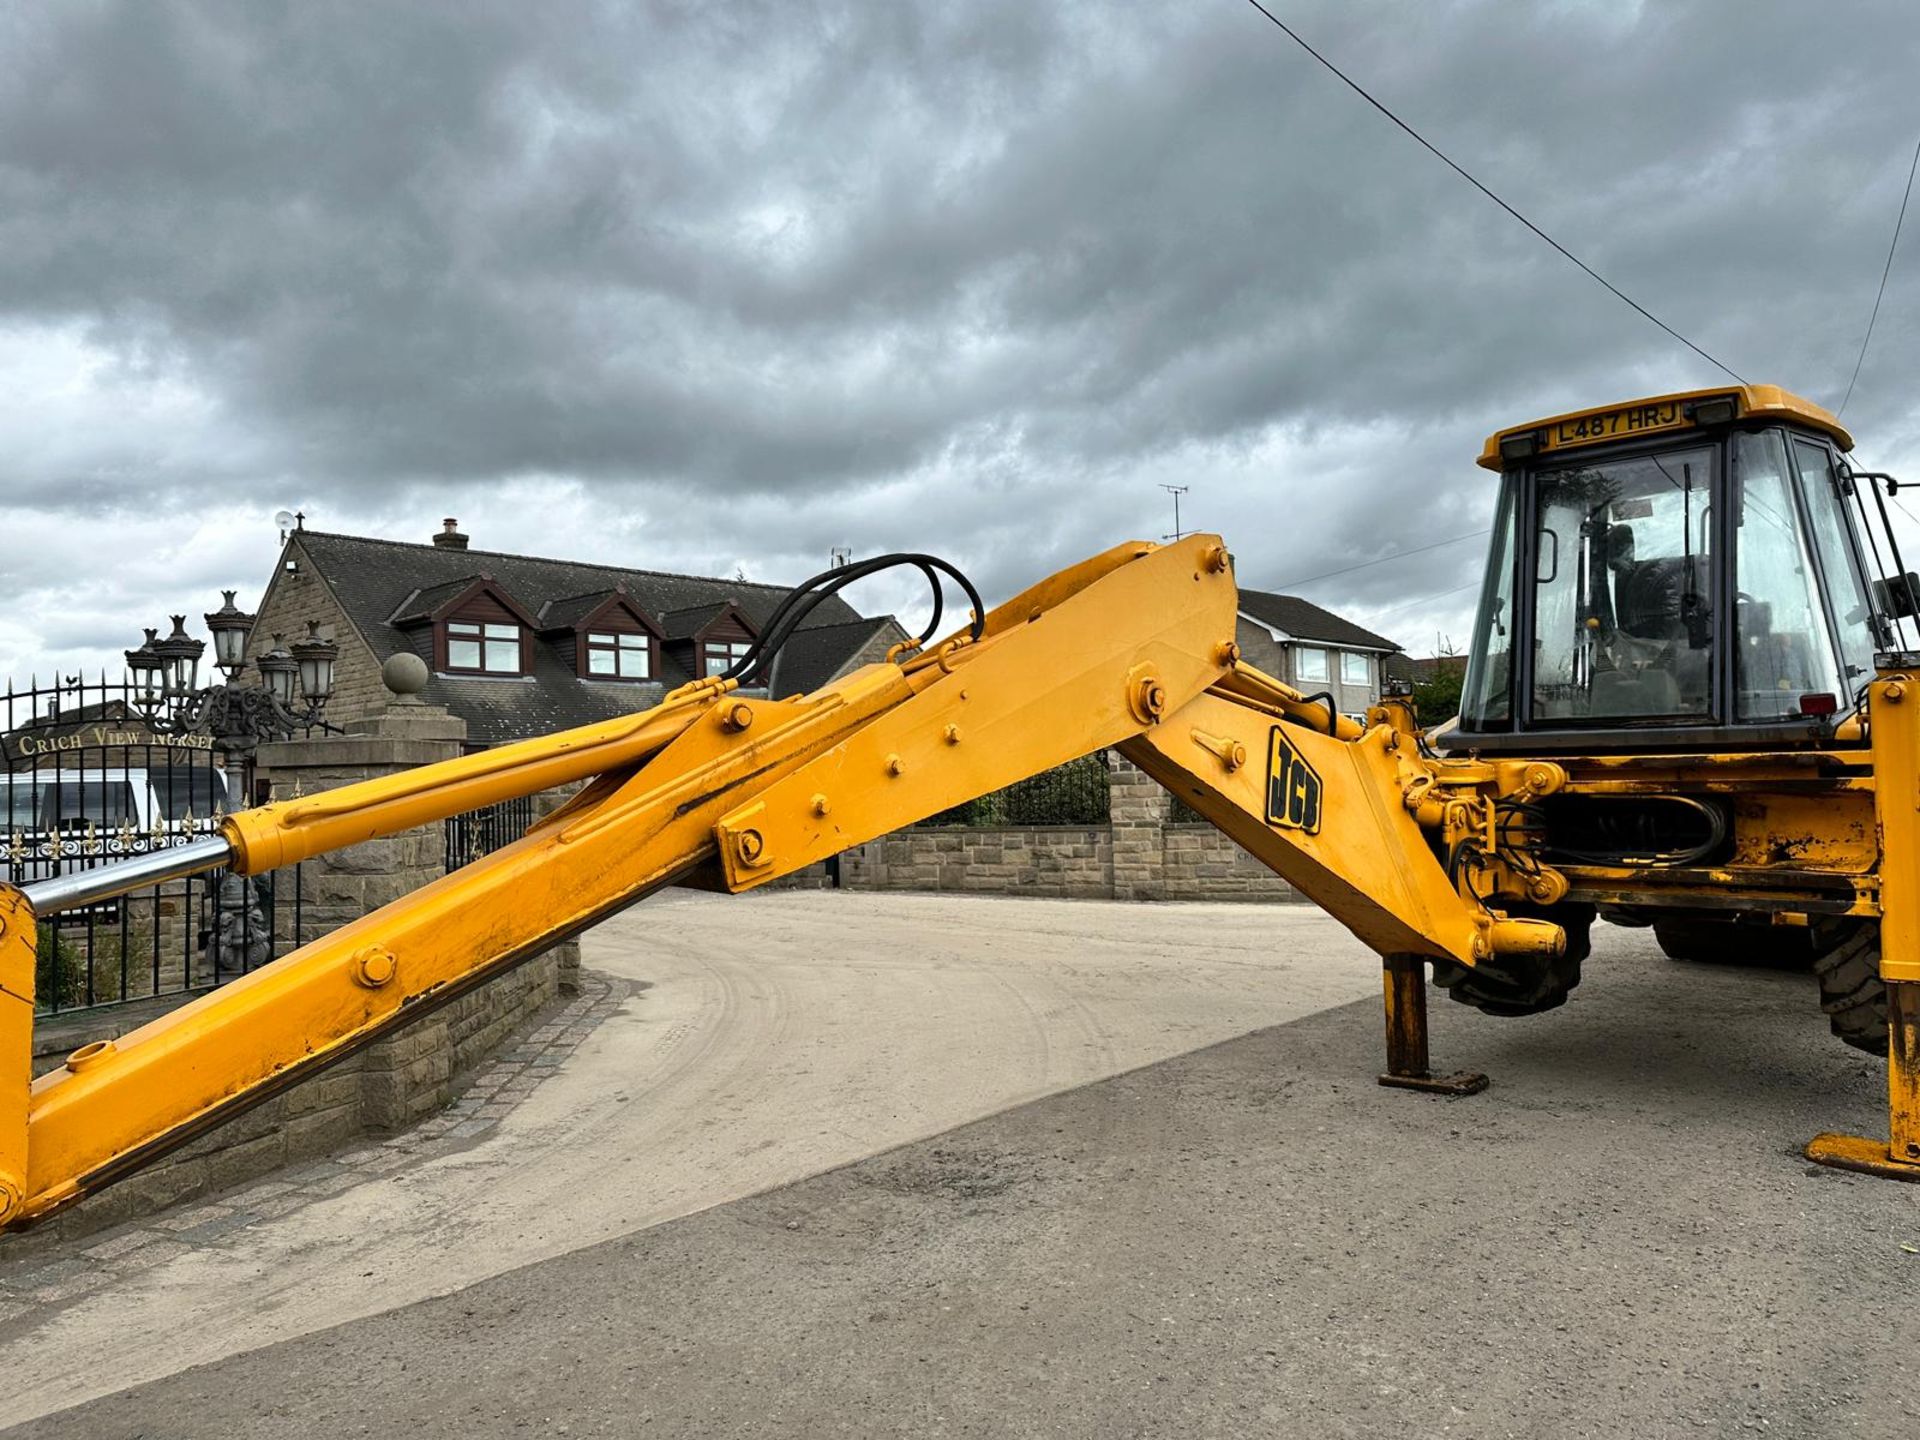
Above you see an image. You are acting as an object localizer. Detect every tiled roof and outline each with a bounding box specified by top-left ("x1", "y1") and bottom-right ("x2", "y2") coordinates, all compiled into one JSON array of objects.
[
  {"x1": 1237, "y1": 588, "x2": 1400, "y2": 652},
  {"x1": 288, "y1": 530, "x2": 886, "y2": 745},
  {"x1": 759, "y1": 616, "x2": 904, "y2": 696},
  {"x1": 388, "y1": 577, "x2": 482, "y2": 625},
  {"x1": 537, "y1": 589, "x2": 639, "y2": 632},
  {"x1": 658, "y1": 602, "x2": 742, "y2": 641}
]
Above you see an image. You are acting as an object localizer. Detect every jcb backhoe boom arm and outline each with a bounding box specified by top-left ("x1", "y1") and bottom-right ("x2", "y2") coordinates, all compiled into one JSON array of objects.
[{"x1": 0, "y1": 536, "x2": 1557, "y2": 1228}]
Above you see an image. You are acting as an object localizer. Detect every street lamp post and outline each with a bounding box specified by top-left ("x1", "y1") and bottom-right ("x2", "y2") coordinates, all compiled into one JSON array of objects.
[{"x1": 126, "y1": 596, "x2": 340, "y2": 806}]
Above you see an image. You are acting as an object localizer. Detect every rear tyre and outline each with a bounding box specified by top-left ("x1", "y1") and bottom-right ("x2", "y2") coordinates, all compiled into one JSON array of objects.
[
  {"x1": 1430, "y1": 901, "x2": 1596, "y2": 1018},
  {"x1": 1812, "y1": 923, "x2": 1888, "y2": 1056}
]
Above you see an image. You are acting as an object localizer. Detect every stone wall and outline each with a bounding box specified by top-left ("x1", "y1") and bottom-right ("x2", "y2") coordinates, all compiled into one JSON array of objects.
[
  {"x1": 253, "y1": 701, "x2": 582, "y2": 1137},
  {"x1": 1159, "y1": 822, "x2": 1300, "y2": 901},
  {"x1": 27, "y1": 965, "x2": 566, "y2": 1238},
  {"x1": 842, "y1": 827, "x2": 1111, "y2": 899},
  {"x1": 832, "y1": 752, "x2": 1298, "y2": 904}
]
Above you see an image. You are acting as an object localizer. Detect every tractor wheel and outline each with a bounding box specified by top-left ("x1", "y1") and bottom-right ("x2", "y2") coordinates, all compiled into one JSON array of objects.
[
  {"x1": 1653, "y1": 919, "x2": 1815, "y2": 969},
  {"x1": 1811, "y1": 923, "x2": 1889, "y2": 1056},
  {"x1": 1430, "y1": 901, "x2": 1596, "y2": 1018}
]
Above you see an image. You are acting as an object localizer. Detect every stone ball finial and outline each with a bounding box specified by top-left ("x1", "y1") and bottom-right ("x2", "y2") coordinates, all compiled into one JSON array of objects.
[{"x1": 382, "y1": 652, "x2": 430, "y2": 704}]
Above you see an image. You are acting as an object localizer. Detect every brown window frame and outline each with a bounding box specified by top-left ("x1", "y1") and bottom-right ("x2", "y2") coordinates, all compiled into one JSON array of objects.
[
  {"x1": 442, "y1": 619, "x2": 527, "y2": 676},
  {"x1": 583, "y1": 629, "x2": 655, "y2": 681},
  {"x1": 702, "y1": 640, "x2": 753, "y2": 677}
]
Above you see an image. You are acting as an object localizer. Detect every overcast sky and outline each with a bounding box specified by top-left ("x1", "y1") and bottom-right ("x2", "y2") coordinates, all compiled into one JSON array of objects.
[{"x1": 5, "y1": 0, "x2": 1920, "y2": 685}]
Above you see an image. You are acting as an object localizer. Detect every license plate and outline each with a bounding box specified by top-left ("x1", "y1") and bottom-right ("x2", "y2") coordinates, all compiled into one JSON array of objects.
[{"x1": 1543, "y1": 400, "x2": 1687, "y2": 452}]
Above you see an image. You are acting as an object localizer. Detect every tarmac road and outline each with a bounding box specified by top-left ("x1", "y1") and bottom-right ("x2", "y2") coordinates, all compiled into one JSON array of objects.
[
  {"x1": 5, "y1": 894, "x2": 1916, "y2": 1438},
  {"x1": 0, "y1": 890, "x2": 1379, "y2": 1429}
]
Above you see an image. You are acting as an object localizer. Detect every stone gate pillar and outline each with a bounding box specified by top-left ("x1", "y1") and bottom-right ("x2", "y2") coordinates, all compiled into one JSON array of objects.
[
  {"x1": 1107, "y1": 750, "x2": 1168, "y2": 901},
  {"x1": 253, "y1": 699, "x2": 578, "y2": 1131}
]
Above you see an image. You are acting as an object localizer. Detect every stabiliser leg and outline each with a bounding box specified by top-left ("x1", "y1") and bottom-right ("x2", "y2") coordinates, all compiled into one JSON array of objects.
[
  {"x1": 1805, "y1": 979, "x2": 1920, "y2": 1182},
  {"x1": 1376, "y1": 954, "x2": 1488, "y2": 1096},
  {"x1": 1806, "y1": 670, "x2": 1920, "y2": 1181}
]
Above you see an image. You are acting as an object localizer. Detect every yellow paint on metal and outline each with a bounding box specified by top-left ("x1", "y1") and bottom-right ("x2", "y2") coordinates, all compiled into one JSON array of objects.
[
  {"x1": 1869, "y1": 671, "x2": 1920, "y2": 983},
  {"x1": 1120, "y1": 694, "x2": 1556, "y2": 967},
  {"x1": 9, "y1": 663, "x2": 919, "y2": 1225},
  {"x1": 16, "y1": 499, "x2": 1920, "y2": 1225},
  {"x1": 714, "y1": 536, "x2": 1240, "y2": 887},
  {"x1": 3, "y1": 534, "x2": 1262, "y2": 1226},
  {"x1": 1478, "y1": 384, "x2": 1852, "y2": 470},
  {"x1": 0, "y1": 888, "x2": 32, "y2": 1226},
  {"x1": 1805, "y1": 981, "x2": 1920, "y2": 1180},
  {"x1": 1801, "y1": 672, "x2": 1920, "y2": 1178},
  {"x1": 219, "y1": 692, "x2": 715, "y2": 874}
]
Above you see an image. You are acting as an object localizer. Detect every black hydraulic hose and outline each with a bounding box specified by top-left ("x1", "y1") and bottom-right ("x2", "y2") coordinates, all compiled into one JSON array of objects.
[
  {"x1": 741, "y1": 554, "x2": 980, "y2": 676},
  {"x1": 722, "y1": 552, "x2": 987, "y2": 687},
  {"x1": 1297, "y1": 690, "x2": 1340, "y2": 734},
  {"x1": 1531, "y1": 794, "x2": 1727, "y2": 868},
  {"x1": 751, "y1": 556, "x2": 942, "y2": 656}
]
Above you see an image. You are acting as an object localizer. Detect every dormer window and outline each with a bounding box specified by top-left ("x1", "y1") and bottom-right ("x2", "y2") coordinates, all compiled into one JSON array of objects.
[
  {"x1": 389, "y1": 574, "x2": 537, "y2": 678},
  {"x1": 447, "y1": 620, "x2": 524, "y2": 674},
  {"x1": 538, "y1": 588, "x2": 663, "y2": 682},
  {"x1": 587, "y1": 631, "x2": 653, "y2": 679},
  {"x1": 661, "y1": 600, "x2": 759, "y2": 684},
  {"x1": 703, "y1": 641, "x2": 752, "y2": 677}
]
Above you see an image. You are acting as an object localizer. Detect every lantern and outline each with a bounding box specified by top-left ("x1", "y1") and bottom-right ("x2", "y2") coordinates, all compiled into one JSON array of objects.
[
  {"x1": 203, "y1": 590, "x2": 256, "y2": 678},
  {"x1": 290, "y1": 622, "x2": 338, "y2": 704}
]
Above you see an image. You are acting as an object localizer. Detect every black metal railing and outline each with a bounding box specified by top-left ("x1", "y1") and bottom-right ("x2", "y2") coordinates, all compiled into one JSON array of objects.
[
  {"x1": 919, "y1": 752, "x2": 1111, "y2": 827},
  {"x1": 4, "y1": 673, "x2": 308, "y2": 1015},
  {"x1": 1167, "y1": 796, "x2": 1210, "y2": 825},
  {"x1": 445, "y1": 794, "x2": 538, "y2": 871}
]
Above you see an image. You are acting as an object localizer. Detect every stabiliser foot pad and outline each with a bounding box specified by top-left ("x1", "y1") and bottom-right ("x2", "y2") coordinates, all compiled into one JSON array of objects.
[
  {"x1": 1804, "y1": 1131, "x2": 1920, "y2": 1182},
  {"x1": 1378, "y1": 1071, "x2": 1489, "y2": 1096}
]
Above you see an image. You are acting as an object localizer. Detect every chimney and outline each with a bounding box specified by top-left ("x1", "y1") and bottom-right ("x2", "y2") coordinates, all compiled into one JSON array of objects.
[{"x1": 432, "y1": 517, "x2": 469, "y2": 550}]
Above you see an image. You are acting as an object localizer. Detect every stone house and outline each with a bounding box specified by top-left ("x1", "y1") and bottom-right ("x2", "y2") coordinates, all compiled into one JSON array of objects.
[
  {"x1": 247, "y1": 519, "x2": 908, "y2": 746},
  {"x1": 1234, "y1": 589, "x2": 1400, "y2": 718}
]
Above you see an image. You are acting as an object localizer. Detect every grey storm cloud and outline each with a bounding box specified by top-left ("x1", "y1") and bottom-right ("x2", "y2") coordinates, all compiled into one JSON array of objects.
[{"x1": 4, "y1": 0, "x2": 1920, "y2": 679}]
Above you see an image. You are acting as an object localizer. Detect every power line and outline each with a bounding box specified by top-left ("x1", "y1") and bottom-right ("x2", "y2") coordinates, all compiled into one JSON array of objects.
[
  {"x1": 1239, "y1": 1, "x2": 1746, "y2": 384},
  {"x1": 1838, "y1": 129, "x2": 1920, "y2": 419},
  {"x1": 1362, "y1": 578, "x2": 1482, "y2": 623},
  {"x1": 1275, "y1": 527, "x2": 1490, "y2": 590}
]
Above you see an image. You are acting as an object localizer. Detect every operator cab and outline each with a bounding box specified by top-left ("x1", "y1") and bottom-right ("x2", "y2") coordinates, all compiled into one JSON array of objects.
[{"x1": 1448, "y1": 385, "x2": 1900, "y2": 751}]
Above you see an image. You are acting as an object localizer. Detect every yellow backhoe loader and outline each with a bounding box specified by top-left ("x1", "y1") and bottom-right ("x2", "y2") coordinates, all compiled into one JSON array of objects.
[{"x1": 4, "y1": 382, "x2": 1917, "y2": 1232}]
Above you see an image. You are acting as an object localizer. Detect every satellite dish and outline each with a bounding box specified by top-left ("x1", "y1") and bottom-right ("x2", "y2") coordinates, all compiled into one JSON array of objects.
[{"x1": 274, "y1": 510, "x2": 296, "y2": 540}]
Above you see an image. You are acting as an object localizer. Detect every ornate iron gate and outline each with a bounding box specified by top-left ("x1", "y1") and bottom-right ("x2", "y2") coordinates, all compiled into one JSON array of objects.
[{"x1": 1, "y1": 673, "x2": 307, "y2": 1015}]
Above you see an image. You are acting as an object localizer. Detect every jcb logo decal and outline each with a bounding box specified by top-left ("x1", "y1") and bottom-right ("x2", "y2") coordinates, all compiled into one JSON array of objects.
[{"x1": 1266, "y1": 728, "x2": 1322, "y2": 834}]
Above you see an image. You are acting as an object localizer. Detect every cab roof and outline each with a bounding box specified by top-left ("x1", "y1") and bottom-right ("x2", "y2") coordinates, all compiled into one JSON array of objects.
[{"x1": 1477, "y1": 385, "x2": 1852, "y2": 471}]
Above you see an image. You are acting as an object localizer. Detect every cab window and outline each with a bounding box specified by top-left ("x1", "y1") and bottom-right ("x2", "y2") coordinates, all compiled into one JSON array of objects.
[
  {"x1": 1791, "y1": 438, "x2": 1878, "y2": 698},
  {"x1": 1731, "y1": 432, "x2": 1847, "y2": 720},
  {"x1": 1462, "y1": 480, "x2": 1517, "y2": 727},
  {"x1": 1530, "y1": 446, "x2": 1715, "y2": 722}
]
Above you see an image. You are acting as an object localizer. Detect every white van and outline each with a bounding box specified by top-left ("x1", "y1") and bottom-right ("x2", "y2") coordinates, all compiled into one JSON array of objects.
[{"x1": 0, "y1": 766, "x2": 231, "y2": 884}]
